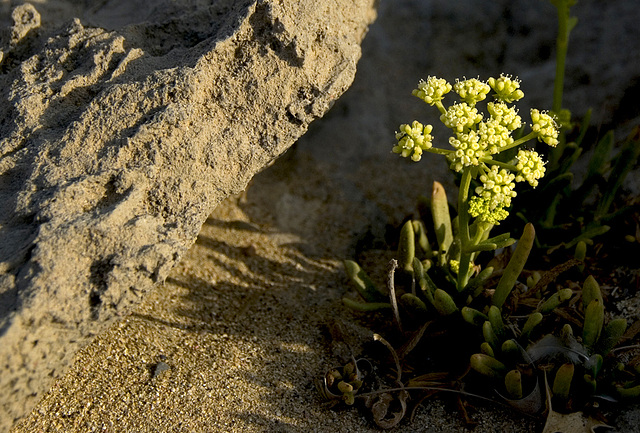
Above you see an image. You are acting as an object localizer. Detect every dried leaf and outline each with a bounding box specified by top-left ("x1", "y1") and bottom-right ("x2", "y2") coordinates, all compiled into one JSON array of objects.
[
  {"x1": 397, "y1": 320, "x2": 433, "y2": 359},
  {"x1": 369, "y1": 390, "x2": 409, "y2": 429},
  {"x1": 542, "y1": 371, "x2": 613, "y2": 433},
  {"x1": 542, "y1": 410, "x2": 612, "y2": 433},
  {"x1": 387, "y1": 259, "x2": 403, "y2": 332},
  {"x1": 374, "y1": 333, "x2": 402, "y2": 382},
  {"x1": 529, "y1": 259, "x2": 582, "y2": 295}
]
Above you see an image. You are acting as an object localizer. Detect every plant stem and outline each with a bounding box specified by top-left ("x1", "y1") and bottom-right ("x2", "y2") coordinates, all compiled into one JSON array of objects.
[
  {"x1": 426, "y1": 147, "x2": 454, "y2": 156},
  {"x1": 552, "y1": 2, "x2": 570, "y2": 115},
  {"x1": 549, "y1": 0, "x2": 576, "y2": 170},
  {"x1": 479, "y1": 157, "x2": 517, "y2": 172},
  {"x1": 503, "y1": 131, "x2": 537, "y2": 152},
  {"x1": 457, "y1": 167, "x2": 473, "y2": 291}
]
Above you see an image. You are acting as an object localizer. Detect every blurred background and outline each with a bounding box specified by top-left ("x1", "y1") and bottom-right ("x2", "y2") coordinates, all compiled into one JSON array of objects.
[{"x1": 245, "y1": 0, "x2": 640, "y2": 258}]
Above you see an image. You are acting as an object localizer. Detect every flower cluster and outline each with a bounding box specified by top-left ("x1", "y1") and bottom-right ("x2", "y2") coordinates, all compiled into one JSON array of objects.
[
  {"x1": 530, "y1": 109, "x2": 559, "y2": 147},
  {"x1": 448, "y1": 131, "x2": 485, "y2": 171},
  {"x1": 440, "y1": 103, "x2": 483, "y2": 132},
  {"x1": 392, "y1": 121, "x2": 433, "y2": 161},
  {"x1": 469, "y1": 166, "x2": 517, "y2": 224},
  {"x1": 515, "y1": 149, "x2": 546, "y2": 187},
  {"x1": 453, "y1": 78, "x2": 490, "y2": 106},
  {"x1": 487, "y1": 74, "x2": 524, "y2": 103},
  {"x1": 393, "y1": 75, "x2": 559, "y2": 224},
  {"x1": 413, "y1": 77, "x2": 452, "y2": 106},
  {"x1": 477, "y1": 119, "x2": 513, "y2": 155},
  {"x1": 487, "y1": 102, "x2": 522, "y2": 131}
]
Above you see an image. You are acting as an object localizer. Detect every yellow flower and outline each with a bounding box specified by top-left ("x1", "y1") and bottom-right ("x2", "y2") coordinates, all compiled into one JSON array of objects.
[
  {"x1": 515, "y1": 149, "x2": 546, "y2": 187},
  {"x1": 453, "y1": 78, "x2": 490, "y2": 106},
  {"x1": 392, "y1": 121, "x2": 434, "y2": 161},
  {"x1": 488, "y1": 74, "x2": 524, "y2": 103},
  {"x1": 440, "y1": 102, "x2": 483, "y2": 133},
  {"x1": 530, "y1": 109, "x2": 559, "y2": 147},
  {"x1": 413, "y1": 77, "x2": 452, "y2": 105}
]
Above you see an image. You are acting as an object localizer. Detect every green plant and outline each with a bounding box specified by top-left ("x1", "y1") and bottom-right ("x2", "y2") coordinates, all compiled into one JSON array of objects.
[
  {"x1": 510, "y1": 0, "x2": 640, "y2": 252},
  {"x1": 344, "y1": 74, "x2": 557, "y2": 317},
  {"x1": 468, "y1": 275, "x2": 633, "y2": 413},
  {"x1": 324, "y1": 0, "x2": 640, "y2": 429},
  {"x1": 392, "y1": 74, "x2": 559, "y2": 293}
]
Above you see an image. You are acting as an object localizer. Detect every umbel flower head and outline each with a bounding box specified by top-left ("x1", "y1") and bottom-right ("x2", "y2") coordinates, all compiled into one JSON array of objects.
[
  {"x1": 469, "y1": 166, "x2": 517, "y2": 224},
  {"x1": 515, "y1": 149, "x2": 546, "y2": 187},
  {"x1": 440, "y1": 103, "x2": 483, "y2": 133},
  {"x1": 413, "y1": 77, "x2": 452, "y2": 106},
  {"x1": 530, "y1": 109, "x2": 559, "y2": 147},
  {"x1": 392, "y1": 121, "x2": 433, "y2": 161},
  {"x1": 487, "y1": 74, "x2": 524, "y2": 103},
  {"x1": 393, "y1": 74, "x2": 559, "y2": 224},
  {"x1": 453, "y1": 78, "x2": 490, "y2": 106}
]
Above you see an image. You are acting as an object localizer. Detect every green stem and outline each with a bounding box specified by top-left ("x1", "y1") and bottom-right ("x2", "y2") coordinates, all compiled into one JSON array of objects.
[
  {"x1": 549, "y1": 0, "x2": 577, "y2": 170},
  {"x1": 502, "y1": 131, "x2": 537, "y2": 152},
  {"x1": 552, "y1": 0, "x2": 571, "y2": 114},
  {"x1": 479, "y1": 157, "x2": 517, "y2": 172},
  {"x1": 456, "y1": 167, "x2": 473, "y2": 291},
  {"x1": 425, "y1": 147, "x2": 454, "y2": 156}
]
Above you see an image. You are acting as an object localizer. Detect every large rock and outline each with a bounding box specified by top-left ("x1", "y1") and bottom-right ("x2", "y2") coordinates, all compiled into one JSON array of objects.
[{"x1": 0, "y1": 0, "x2": 377, "y2": 429}]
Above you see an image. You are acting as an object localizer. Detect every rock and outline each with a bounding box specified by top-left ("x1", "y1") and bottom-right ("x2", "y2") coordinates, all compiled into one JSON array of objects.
[{"x1": 0, "y1": 0, "x2": 377, "y2": 429}]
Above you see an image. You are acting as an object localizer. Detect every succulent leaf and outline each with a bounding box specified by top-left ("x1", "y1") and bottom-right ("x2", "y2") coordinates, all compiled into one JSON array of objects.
[
  {"x1": 343, "y1": 260, "x2": 386, "y2": 302},
  {"x1": 470, "y1": 353, "x2": 506, "y2": 379},
  {"x1": 488, "y1": 305, "x2": 506, "y2": 340},
  {"x1": 431, "y1": 181, "x2": 453, "y2": 266},
  {"x1": 398, "y1": 220, "x2": 416, "y2": 273},
  {"x1": 582, "y1": 299, "x2": 604, "y2": 351},
  {"x1": 461, "y1": 306, "x2": 488, "y2": 327},
  {"x1": 433, "y1": 288, "x2": 458, "y2": 316},
  {"x1": 481, "y1": 342, "x2": 495, "y2": 357},
  {"x1": 552, "y1": 363, "x2": 574, "y2": 402},
  {"x1": 596, "y1": 318, "x2": 627, "y2": 355},
  {"x1": 505, "y1": 369, "x2": 523, "y2": 400},
  {"x1": 581, "y1": 275, "x2": 603, "y2": 310},
  {"x1": 493, "y1": 223, "x2": 535, "y2": 308},
  {"x1": 521, "y1": 312, "x2": 543, "y2": 341},
  {"x1": 400, "y1": 293, "x2": 428, "y2": 317},
  {"x1": 412, "y1": 220, "x2": 433, "y2": 258},
  {"x1": 483, "y1": 321, "x2": 501, "y2": 350},
  {"x1": 538, "y1": 288, "x2": 573, "y2": 314}
]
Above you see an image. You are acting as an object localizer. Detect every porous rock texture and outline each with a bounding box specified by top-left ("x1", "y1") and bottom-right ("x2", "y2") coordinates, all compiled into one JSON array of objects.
[{"x1": 0, "y1": 0, "x2": 377, "y2": 429}]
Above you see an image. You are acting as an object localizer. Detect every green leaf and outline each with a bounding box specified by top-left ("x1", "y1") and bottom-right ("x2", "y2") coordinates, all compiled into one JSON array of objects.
[
  {"x1": 398, "y1": 220, "x2": 415, "y2": 273},
  {"x1": 342, "y1": 297, "x2": 391, "y2": 312},
  {"x1": 596, "y1": 128, "x2": 640, "y2": 220},
  {"x1": 343, "y1": 260, "x2": 387, "y2": 302},
  {"x1": 433, "y1": 288, "x2": 458, "y2": 316},
  {"x1": 581, "y1": 275, "x2": 603, "y2": 310},
  {"x1": 586, "y1": 130, "x2": 613, "y2": 179},
  {"x1": 493, "y1": 223, "x2": 535, "y2": 308},
  {"x1": 431, "y1": 181, "x2": 453, "y2": 266},
  {"x1": 596, "y1": 318, "x2": 627, "y2": 355},
  {"x1": 412, "y1": 220, "x2": 433, "y2": 258},
  {"x1": 470, "y1": 353, "x2": 506, "y2": 379},
  {"x1": 538, "y1": 288, "x2": 573, "y2": 314},
  {"x1": 461, "y1": 306, "x2": 488, "y2": 327},
  {"x1": 582, "y1": 299, "x2": 604, "y2": 350},
  {"x1": 505, "y1": 370, "x2": 523, "y2": 400},
  {"x1": 552, "y1": 363, "x2": 574, "y2": 402}
]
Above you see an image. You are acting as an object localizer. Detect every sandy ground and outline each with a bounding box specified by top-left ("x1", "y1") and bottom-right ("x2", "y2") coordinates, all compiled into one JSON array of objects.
[{"x1": 11, "y1": 173, "x2": 545, "y2": 432}]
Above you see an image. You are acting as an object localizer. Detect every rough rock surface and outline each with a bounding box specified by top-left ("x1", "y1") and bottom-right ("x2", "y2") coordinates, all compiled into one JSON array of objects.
[{"x1": 0, "y1": 0, "x2": 377, "y2": 429}]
